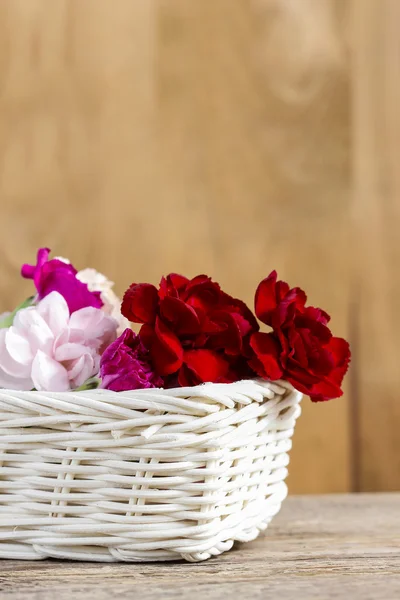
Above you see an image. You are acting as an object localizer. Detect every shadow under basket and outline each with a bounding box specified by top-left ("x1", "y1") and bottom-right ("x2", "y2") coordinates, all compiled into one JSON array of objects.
[{"x1": 0, "y1": 379, "x2": 301, "y2": 562}]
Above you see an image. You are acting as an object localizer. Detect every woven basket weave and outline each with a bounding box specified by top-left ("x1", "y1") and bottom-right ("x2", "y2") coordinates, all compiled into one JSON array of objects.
[{"x1": 0, "y1": 379, "x2": 301, "y2": 562}]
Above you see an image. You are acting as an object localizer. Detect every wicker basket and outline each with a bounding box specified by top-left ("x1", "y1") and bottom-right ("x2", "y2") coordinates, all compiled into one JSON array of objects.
[{"x1": 0, "y1": 379, "x2": 301, "y2": 562}]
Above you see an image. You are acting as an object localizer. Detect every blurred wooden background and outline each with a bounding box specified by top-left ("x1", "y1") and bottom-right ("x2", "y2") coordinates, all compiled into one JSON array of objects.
[{"x1": 0, "y1": 0, "x2": 399, "y2": 493}]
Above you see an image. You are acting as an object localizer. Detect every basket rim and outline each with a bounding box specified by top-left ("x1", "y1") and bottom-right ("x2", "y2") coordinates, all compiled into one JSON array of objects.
[
  {"x1": 0, "y1": 378, "x2": 296, "y2": 400},
  {"x1": 0, "y1": 379, "x2": 302, "y2": 413}
]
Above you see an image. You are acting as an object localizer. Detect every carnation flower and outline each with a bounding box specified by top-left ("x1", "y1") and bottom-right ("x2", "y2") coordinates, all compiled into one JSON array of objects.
[
  {"x1": 100, "y1": 328, "x2": 162, "y2": 391},
  {"x1": 21, "y1": 248, "x2": 102, "y2": 313},
  {"x1": 249, "y1": 271, "x2": 351, "y2": 402},
  {"x1": 121, "y1": 274, "x2": 259, "y2": 386},
  {"x1": 77, "y1": 268, "x2": 129, "y2": 335},
  {"x1": 0, "y1": 291, "x2": 118, "y2": 391}
]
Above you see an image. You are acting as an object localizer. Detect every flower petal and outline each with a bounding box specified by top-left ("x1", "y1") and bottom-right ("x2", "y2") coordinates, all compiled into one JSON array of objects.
[
  {"x1": 249, "y1": 332, "x2": 283, "y2": 380},
  {"x1": 100, "y1": 328, "x2": 162, "y2": 391},
  {"x1": 206, "y1": 310, "x2": 242, "y2": 355},
  {"x1": 31, "y1": 350, "x2": 70, "y2": 392},
  {"x1": 69, "y1": 307, "x2": 117, "y2": 352},
  {"x1": 21, "y1": 247, "x2": 50, "y2": 279},
  {"x1": 153, "y1": 317, "x2": 183, "y2": 375},
  {"x1": 121, "y1": 283, "x2": 159, "y2": 324},
  {"x1": 54, "y1": 342, "x2": 90, "y2": 362},
  {"x1": 4, "y1": 328, "x2": 33, "y2": 366},
  {"x1": 68, "y1": 353, "x2": 96, "y2": 388},
  {"x1": 160, "y1": 297, "x2": 201, "y2": 335},
  {"x1": 324, "y1": 336, "x2": 351, "y2": 386},
  {"x1": 255, "y1": 271, "x2": 307, "y2": 327},
  {"x1": 254, "y1": 271, "x2": 280, "y2": 325},
  {"x1": 12, "y1": 307, "x2": 54, "y2": 356},
  {"x1": 36, "y1": 291, "x2": 70, "y2": 336},
  {"x1": 41, "y1": 268, "x2": 102, "y2": 312},
  {"x1": 295, "y1": 308, "x2": 332, "y2": 342},
  {"x1": 184, "y1": 276, "x2": 221, "y2": 311},
  {"x1": 273, "y1": 287, "x2": 307, "y2": 327},
  {"x1": 0, "y1": 329, "x2": 32, "y2": 380},
  {"x1": 219, "y1": 293, "x2": 259, "y2": 335},
  {"x1": 159, "y1": 274, "x2": 190, "y2": 299},
  {"x1": 297, "y1": 378, "x2": 344, "y2": 403},
  {"x1": 22, "y1": 248, "x2": 105, "y2": 312},
  {"x1": 0, "y1": 363, "x2": 33, "y2": 390},
  {"x1": 179, "y1": 349, "x2": 229, "y2": 385}
]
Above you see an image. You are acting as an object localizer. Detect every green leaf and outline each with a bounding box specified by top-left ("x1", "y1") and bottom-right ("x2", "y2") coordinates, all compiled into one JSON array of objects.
[{"x1": 0, "y1": 297, "x2": 36, "y2": 329}]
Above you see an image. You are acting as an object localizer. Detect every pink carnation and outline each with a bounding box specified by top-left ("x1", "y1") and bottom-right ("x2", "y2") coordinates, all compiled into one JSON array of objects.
[
  {"x1": 100, "y1": 329, "x2": 162, "y2": 391},
  {"x1": 0, "y1": 292, "x2": 117, "y2": 391}
]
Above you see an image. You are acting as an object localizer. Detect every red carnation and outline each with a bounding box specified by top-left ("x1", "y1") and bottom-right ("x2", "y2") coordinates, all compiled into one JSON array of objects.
[
  {"x1": 122, "y1": 274, "x2": 259, "y2": 386},
  {"x1": 249, "y1": 271, "x2": 350, "y2": 402}
]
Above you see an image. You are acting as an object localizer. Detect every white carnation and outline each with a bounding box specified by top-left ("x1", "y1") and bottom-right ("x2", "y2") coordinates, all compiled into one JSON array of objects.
[{"x1": 77, "y1": 268, "x2": 130, "y2": 336}]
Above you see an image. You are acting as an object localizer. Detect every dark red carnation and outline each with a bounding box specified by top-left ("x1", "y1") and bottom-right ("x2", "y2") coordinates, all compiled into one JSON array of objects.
[
  {"x1": 250, "y1": 271, "x2": 350, "y2": 402},
  {"x1": 121, "y1": 273, "x2": 259, "y2": 386},
  {"x1": 254, "y1": 270, "x2": 307, "y2": 328}
]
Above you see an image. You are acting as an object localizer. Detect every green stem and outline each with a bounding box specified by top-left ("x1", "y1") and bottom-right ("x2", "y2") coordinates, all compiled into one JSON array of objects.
[{"x1": 74, "y1": 377, "x2": 101, "y2": 391}]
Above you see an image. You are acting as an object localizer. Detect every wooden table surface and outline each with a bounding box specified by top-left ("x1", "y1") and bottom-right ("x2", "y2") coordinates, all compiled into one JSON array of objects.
[{"x1": 0, "y1": 494, "x2": 399, "y2": 599}]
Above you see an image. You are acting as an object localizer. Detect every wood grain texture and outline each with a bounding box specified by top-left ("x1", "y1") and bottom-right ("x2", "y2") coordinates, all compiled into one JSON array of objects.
[
  {"x1": 351, "y1": 0, "x2": 400, "y2": 491},
  {"x1": 0, "y1": 0, "x2": 398, "y2": 493},
  {"x1": 156, "y1": 0, "x2": 351, "y2": 495},
  {"x1": 0, "y1": 494, "x2": 399, "y2": 599},
  {"x1": 0, "y1": 0, "x2": 352, "y2": 495}
]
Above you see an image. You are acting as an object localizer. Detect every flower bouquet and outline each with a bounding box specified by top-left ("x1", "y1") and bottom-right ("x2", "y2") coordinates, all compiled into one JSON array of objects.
[{"x1": 0, "y1": 249, "x2": 350, "y2": 562}]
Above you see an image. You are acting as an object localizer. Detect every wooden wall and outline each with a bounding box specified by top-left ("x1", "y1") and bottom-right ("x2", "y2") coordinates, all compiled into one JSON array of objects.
[{"x1": 0, "y1": 0, "x2": 398, "y2": 493}]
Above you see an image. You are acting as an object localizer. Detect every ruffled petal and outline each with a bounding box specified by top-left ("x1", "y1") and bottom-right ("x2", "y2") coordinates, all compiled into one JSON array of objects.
[
  {"x1": 159, "y1": 274, "x2": 190, "y2": 299},
  {"x1": 69, "y1": 307, "x2": 117, "y2": 352},
  {"x1": 184, "y1": 276, "x2": 221, "y2": 311},
  {"x1": 179, "y1": 349, "x2": 229, "y2": 385},
  {"x1": 160, "y1": 297, "x2": 201, "y2": 335},
  {"x1": 327, "y1": 336, "x2": 351, "y2": 383},
  {"x1": 249, "y1": 332, "x2": 283, "y2": 380},
  {"x1": 68, "y1": 353, "x2": 96, "y2": 388},
  {"x1": 298, "y1": 378, "x2": 344, "y2": 402},
  {"x1": 13, "y1": 306, "x2": 54, "y2": 355},
  {"x1": 54, "y1": 342, "x2": 90, "y2": 362},
  {"x1": 41, "y1": 268, "x2": 102, "y2": 312},
  {"x1": 31, "y1": 350, "x2": 70, "y2": 392},
  {"x1": 254, "y1": 271, "x2": 281, "y2": 325},
  {"x1": 147, "y1": 318, "x2": 184, "y2": 376},
  {"x1": 206, "y1": 310, "x2": 242, "y2": 355},
  {"x1": 121, "y1": 283, "x2": 159, "y2": 324}
]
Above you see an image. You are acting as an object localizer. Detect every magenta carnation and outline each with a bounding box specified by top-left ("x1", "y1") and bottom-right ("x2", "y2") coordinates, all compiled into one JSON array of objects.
[
  {"x1": 100, "y1": 328, "x2": 162, "y2": 391},
  {"x1": 21, "y1": 248, "x2": 103, "y2": 313}
]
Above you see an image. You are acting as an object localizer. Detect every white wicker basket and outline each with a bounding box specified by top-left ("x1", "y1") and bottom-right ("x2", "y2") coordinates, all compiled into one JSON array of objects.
[{"x1": 0, "y1": 379, "x2": 301, "y2": 562}]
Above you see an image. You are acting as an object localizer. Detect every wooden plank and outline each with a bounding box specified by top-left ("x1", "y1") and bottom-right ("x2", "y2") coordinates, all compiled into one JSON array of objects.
[
  {"x1": 0, "y1": 0, "x2": 353, "y2": 493},
  {"x1": 156, "y1": 0, "x2": 352, "y2": 493},
  {"x1": 0, "y1": 0, "x2": 156, "y2": 303},
  {"x1": 351, "y1": 0, "x2": 400, "y2": 490},
  {"x1": 0, "y1": 494, "x2": 399, "y2": 599}
]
